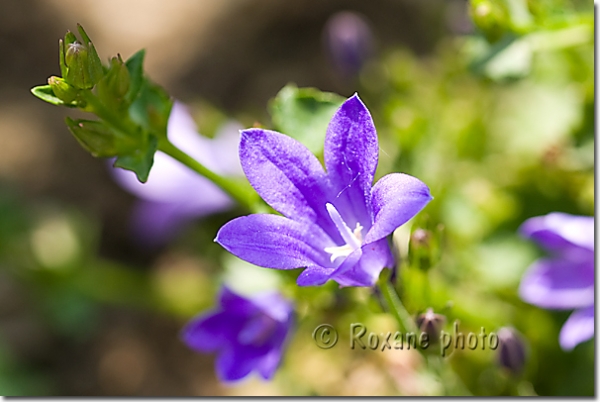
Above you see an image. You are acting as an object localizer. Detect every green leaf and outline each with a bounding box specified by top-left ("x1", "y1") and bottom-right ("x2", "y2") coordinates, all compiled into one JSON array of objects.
[
  {"x1": 30, "y1": 85, "x2": 77, "y2": 107},
  {"x1": 125, "y1": 49, "x2": 145, "y2": 104},
  {"x1": 269, "y1": 84, "x2": 345, "y2": 154},
  {"x1": 65, "y1": 117, "x2": 120, "y2": 158},
  {"x1": 113, "y1": 133, "x2": 158, "y2": 182},
  {"x1": 129, "y1": 79, "x2": 173, "y2": 139}
]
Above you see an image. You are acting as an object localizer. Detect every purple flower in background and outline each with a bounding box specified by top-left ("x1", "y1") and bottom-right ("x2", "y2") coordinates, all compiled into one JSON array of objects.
[
  {"x1": 519, "y1": 213, "x2": 594, "y2": 350},
  {"x1": 216, "y1": 95, "x2": 432, "y2": 287},
  {"x1": 323, "y1": 11, "x2": 374, "y2": 79},
  {"x1": 111, "y1": 102, "x2": 243, "y2": 246},
  {"x1": 181, "y1": 286, "x2": 294, "y2": 382}
]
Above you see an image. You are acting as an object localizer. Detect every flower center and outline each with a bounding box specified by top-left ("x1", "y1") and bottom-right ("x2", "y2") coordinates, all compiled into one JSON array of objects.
[{"x1": 324, "y1": 202, "x2": 363, "y2": 263}]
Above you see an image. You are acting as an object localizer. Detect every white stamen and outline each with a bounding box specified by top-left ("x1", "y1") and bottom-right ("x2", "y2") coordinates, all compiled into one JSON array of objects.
[{"x1": 324, "y1": 203, "x2": 363, "y2": 262}]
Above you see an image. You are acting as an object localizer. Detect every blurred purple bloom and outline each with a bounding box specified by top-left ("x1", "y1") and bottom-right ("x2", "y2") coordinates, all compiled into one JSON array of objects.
[
  {"x1": 216, "y1": 95, "x2": 432, "y2": 287},
  {"x1": 111, "y1": 102, "x2": 243, "y2": 245},
  {"x1": 181, "y1": 286, "x2": 294, "y2": 382},
  {"x1": 497, "y1": 327, "x2": 527, "y2": 375},
  {"x1": 323, "y1": 11, "x2": 374, "y2": 79},
  {"x1": 519, "y1": 213, "x2": 594, "y2": 350}
]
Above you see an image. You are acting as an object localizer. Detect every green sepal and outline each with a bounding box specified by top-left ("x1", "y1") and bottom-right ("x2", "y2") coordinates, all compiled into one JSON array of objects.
[
  {"x1": 31, "y1": 84, "x2": 77, "y2": 107},
  {"x1": 59, "y1": 39, "x2": 67, "y2": 77},
  {"x1": 113, "y1": 133, "x2": 158, "y2": 183},
  {"x1": 64, "y1": 30, "x2": 77, "y2": 46},
  {"x1": 76, "y1": 24, "x2": 104, "y2": 82},
  {"x1": 269, "y1": 84, "x2": 344, "y2": 154},
  {"x1": 124, "y1": 49, "x2": 145, "y2": 104},
  {"x1": 65, "y1": 117, "x2": 120, "y2": 158},
  {"x1": 76, "y1": 24, "x2": 93, "y2": 46}
]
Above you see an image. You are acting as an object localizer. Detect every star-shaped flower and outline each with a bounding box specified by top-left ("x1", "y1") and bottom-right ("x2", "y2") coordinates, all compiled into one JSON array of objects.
[
  {"x1": 216, "y1": 94, "x2": 433, "y2": 287},
  {"x1": 181, "y1": 286, "x2": 293, "y2": 382},
  {"x1": 519, "y1": 212, "x2": 594, "y2": 350}
]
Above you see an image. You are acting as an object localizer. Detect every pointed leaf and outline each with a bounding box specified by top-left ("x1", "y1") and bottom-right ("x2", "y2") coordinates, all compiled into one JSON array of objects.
[
  {"x1": 65, "y1": 117, "x2": 120, "y2": 157},
  {"x1": 113, "y1": 133, "x2": 158, "y2": 183},
  {"x1": 129, "y1": 80, "x2": 173, "y2": 139},
  {"x1": 125, "y1": 49, "x2": 145, "y2": 103}
]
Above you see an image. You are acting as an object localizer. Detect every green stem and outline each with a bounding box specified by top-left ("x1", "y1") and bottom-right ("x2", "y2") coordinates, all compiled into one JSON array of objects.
[
  {"x1": 378, "y1": 270, "x2": 417, "y2": 333},
  {"x1": 158, "y1": 140, "x2": 256, "y2": 210}
]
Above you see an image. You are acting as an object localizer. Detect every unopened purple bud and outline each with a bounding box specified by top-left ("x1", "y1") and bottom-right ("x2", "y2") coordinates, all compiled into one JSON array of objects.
[
  {"x1": 416, "y1": 308, "x2": 446, "y2": 342},
  {"x1": 497, "y1": 327, "x2": 527, "y2": 375},
  {"x1": 323, "y1": 11, "x2": 374, "y2": 79}
]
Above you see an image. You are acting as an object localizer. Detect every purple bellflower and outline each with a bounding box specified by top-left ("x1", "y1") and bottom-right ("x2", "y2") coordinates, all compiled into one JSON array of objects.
[
  {"x1": 111, "y1": 102, "x2": 244, "y2": 246},
  {"x1": 181, "y1": 286, "x2": 294, "y2": 382},
  {"x1": 519, "y1": 213, "x2": 594, "y2": 350},
  {"x1": 215, "y1": 95, "x2": 433, "y2": 287}
]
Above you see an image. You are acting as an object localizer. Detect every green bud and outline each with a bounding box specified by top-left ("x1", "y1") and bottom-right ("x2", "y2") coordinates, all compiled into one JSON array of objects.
[
  {"x1": 61, "y1": 26, "x2": 104, "y2": 89},
  {"x1": 96, "y1": 55, "x2": 131, "y2": 109},
  {"x1": 109, "y1": 56, "x2": 130, "y2": 97},
  {"x1": 408, "y1": 224, "x2": 444, "y2": 271},
  {"x1": 469, "y1": 0, "x2": 509, "y2": 43},
  {"x1": 65, "y1": 118, "x2": 119, "y2": 157},
  {"x1": 48, "y1": 76, "x2": 78, "y2": 104},
  {"x1": 409, "y1": 228, "x2": 433, "y2": 270}
]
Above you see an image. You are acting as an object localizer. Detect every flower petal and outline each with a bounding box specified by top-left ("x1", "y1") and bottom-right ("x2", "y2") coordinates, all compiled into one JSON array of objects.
[
  {"x1": 110, "y1": 150, "x2": 233, "y2": 212},
  {"x1": 250, "y1": 291, "x2": 294, "y2": 322},
  {"x1": 239, "y1": 128, "x2": 341, "y2": 241},
  {"x1": 256, "y1": 348, "x2": 283, "y2": 380},
  {"x1": 296, "y1": 266, "x2": 335, "y2": 286},
  {"x1": 332, "y1": 238, "x2": 394, "y2": 287},
  {"x1": 215, "y1": 214, "x2": 333, "y2": 269},
  {"x1": 365, "y1": 173, "x2": 433, "y2": 244},
  {"x1": 324, "y1": 94, "x2": 378, "y2": 227},
  {"x1": 210, "y1": 120, "x2": 245, "y2": 176},
  {"x1": 218, "y1": 286, "x2": 261, "y2": 317},
  {"x1": 181, "y1": 311, "x2": 241, "y2": 353},
  {"x1": 559, "y1": 306, "x2": 594, "y2": 351},
  {"x1": 168, "y1": 102, "x2": 220, "y2": 170},
  {"x1": 519, "y1": 257, "x2": 594, "y2": 310},
  {"x1": 129, "y1": 200, "x2": 190, "y2": 246},
  {"x1": 520, "y1": 213, "x2": 594, "y2": 252},
  {"x1": 215, "y1": 345, "x2": 262, "y2": 382}
]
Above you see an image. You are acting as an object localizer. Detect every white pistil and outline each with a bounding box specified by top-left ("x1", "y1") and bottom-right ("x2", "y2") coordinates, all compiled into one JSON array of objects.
[{"x1": 324, "y1": 203, "x2": 363, "y2": 262}]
